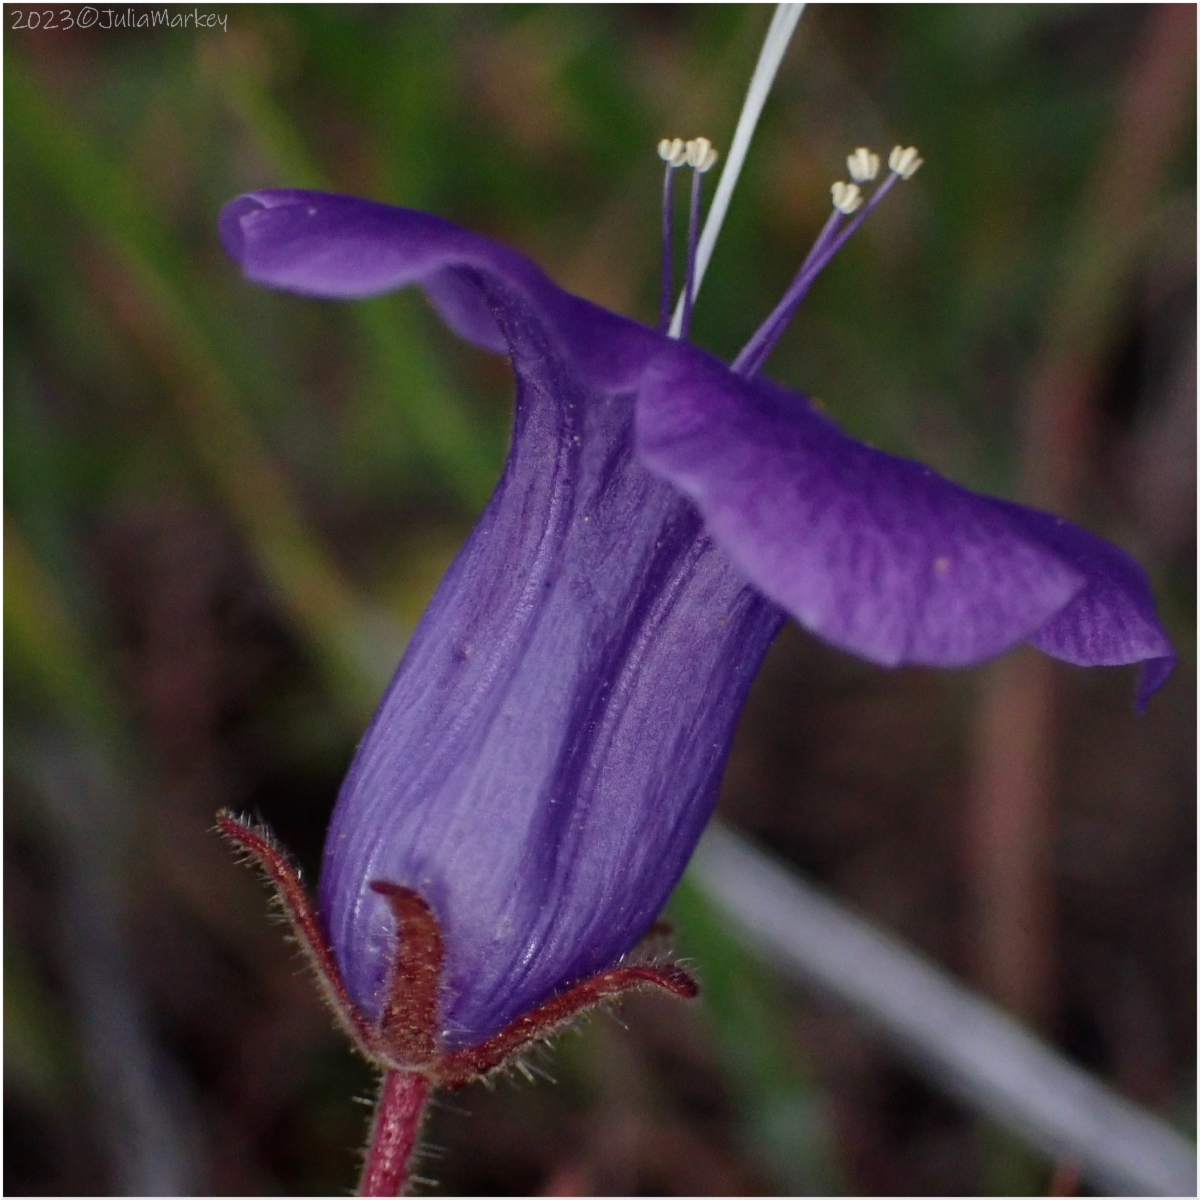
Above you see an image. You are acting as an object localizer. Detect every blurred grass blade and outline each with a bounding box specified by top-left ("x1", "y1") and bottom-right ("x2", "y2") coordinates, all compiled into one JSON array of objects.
[
  {"x1": 6, "y1": 517, "x2": 205, "y2": 1193},
  {"x1": 5, "y1": 513, "x2": 115, "y2": 742},
  {"x1": 6, "y1": 59, "x2": 394, "y2": 719},
  {"x1": 208, "y1": 41, "x2": 502, "y2": 511}
]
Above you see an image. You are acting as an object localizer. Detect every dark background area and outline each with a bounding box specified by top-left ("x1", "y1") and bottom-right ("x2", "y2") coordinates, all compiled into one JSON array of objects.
[{"x1": 5, "y1": 4, "x2": 1195, "y2": 1194}]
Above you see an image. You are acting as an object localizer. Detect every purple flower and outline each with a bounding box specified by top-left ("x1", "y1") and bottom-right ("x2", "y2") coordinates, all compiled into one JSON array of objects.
[{"x1": 219, "y1": 157, "x2": 1172, "y2": 1048}]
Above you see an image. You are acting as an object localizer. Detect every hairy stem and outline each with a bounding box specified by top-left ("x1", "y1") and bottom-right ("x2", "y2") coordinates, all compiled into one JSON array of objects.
[{"x1": 359, "y1": 1070, "x2": 430, "y2": 1197}]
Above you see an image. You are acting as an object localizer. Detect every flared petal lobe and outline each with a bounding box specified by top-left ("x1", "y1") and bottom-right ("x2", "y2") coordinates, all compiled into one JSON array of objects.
[
  {"x1": 1002, "y1": 506, "x2": 1176, "y2": 710},
  {"x1": 224, "y1": 195, "x2": 786, "y2": 1045},
  {"x1": 636, "y1": 343, "x2": 1173, "y2": 693},
  {"x1": 219, "y1": 189, "x2": 663, "y2": 390}
]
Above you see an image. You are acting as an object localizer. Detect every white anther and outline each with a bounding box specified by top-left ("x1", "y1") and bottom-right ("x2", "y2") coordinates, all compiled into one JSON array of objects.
[
  {"x1": 830, "y1": 181, "x2": 862, "y2": 214},
  {"x1": 888, "y1": 145, "x2": 923, "y2": 179},
  {"x1": 658, "y1": 137, "x2": 688, "y2": 167},
  {"x1": 846, "y1": 147, "x2": 880, "y2": 183},
  {"x1": 686, "y1": 137, "x2": 719, "y2": 172}
]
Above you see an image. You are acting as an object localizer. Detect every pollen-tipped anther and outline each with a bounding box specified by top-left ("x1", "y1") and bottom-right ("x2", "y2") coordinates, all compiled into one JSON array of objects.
[
  {"x1": 888, "y1": 145, "x2": 923, "y2": 179},
  {"x1": 686, "y1": 137, "x2": 719, "y2": 173},
  {"x1": 658, "y1": 137, "x2": 688, "y2": 167},
  {"x1": 831, "y1": 181, "x2": 862, "y2": 215},
  {"x1": 847, "y1": 147, "x2": 880, "y2": 183}
]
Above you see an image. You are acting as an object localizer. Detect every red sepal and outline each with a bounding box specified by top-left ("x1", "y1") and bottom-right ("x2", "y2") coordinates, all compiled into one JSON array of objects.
[
  {"x1": 370, "y1": 882, "x2": 442, "y2": 1069},
  {"x1": 216, "y1": 811, "x2": 374, "y2": 1054},
  {"x1": 435, "y1": 961, "x2": 698, "y2": 1086},
  {"x1": 216, "y1": 812, "x2": 699, "y2": 1195}
]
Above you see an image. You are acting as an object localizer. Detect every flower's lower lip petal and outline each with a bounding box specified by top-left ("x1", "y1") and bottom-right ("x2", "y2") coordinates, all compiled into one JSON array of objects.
[
  {"x1": 1134, "y1": 656, "x2": 1177, "y2": 711},
  {"x1": 634, "y1": 344, "x2": 1163, "y2": 672},
  {"x1": 1006, "y1": 503, "x2": 1176, "y2": 704}
]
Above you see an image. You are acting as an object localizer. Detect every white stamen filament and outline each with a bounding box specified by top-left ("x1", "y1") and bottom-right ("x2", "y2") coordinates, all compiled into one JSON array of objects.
[
  {"x1": 888, "y1": 145, "x2": 923, "y2": 180},
  {"x1": 668, "y1": 2, "x2": 805, "y2": 338},
  {"x1": 830, "y1": 181, "x2": 862, "y2": 214},
  {"x1": 846, "y1": 147, "x2": 880, "y2": 183}
]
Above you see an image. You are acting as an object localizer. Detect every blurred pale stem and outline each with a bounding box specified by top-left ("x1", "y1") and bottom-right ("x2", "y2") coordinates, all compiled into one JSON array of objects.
[
  {"x1": 689, "y1": 823, "x2": 1196, "y2": 1197},
  {"x1": 6, "y1": 523, "x2": 201, "y2": 1194}
]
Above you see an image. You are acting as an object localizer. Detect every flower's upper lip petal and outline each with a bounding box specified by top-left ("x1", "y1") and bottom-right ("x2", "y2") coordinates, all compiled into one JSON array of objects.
[
  {"x1": 635, "y1": 342, "x2": 1135, "y2": 670},
  {"x1": 219, "y1": 188, "x2": 664, "y2": 389}
]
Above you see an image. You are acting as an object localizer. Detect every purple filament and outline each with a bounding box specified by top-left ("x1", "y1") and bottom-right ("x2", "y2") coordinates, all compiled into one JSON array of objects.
[
  {"x1": 733, "y1": 170, "x2": 902, "y2": 377},
  {"x1": 659, "y1": 163, "x2": 677, "y2": 334},
  {"x1": 732, "y1": 207, "x2": 843, "y2": 375},
  {"x1": 680, "y1": 167, "x2": 703, "y2": 340}
]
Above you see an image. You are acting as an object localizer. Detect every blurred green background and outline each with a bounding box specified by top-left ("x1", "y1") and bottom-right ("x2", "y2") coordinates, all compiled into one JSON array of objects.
[{"x1": 5, "y1": 4, "x2": 1194, "y2": 1194}]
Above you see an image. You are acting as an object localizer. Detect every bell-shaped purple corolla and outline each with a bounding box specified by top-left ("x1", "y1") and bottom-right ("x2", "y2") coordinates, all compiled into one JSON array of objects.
[{"x1": 220, "y1": 186, "x2": 1173, "y2": 1048}]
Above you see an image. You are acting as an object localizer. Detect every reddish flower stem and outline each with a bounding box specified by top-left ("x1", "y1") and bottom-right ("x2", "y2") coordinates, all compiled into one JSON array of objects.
[{"x1": 358, "y1": 1070, "x2": 430, "y2": 1197}]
